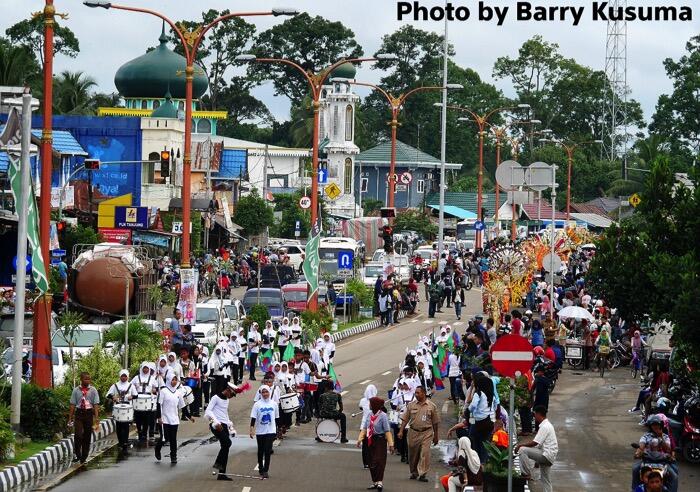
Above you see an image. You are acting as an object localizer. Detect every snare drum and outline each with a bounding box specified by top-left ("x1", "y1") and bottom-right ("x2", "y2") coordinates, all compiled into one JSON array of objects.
[
  {"x1": 113, "y1": 403, "x2": 134, "y2": 423},
  {"x1": 388, "y1": 409, "x2": 400, "y2": 425},
  {"x1": 315, "y1": 419, "x2": 340, "y2": 443},
  {"x1": 280, "y1": 392, "x2": 301, "y2": 413},
  {"x1": 133, "y1": 394, "x2": 156, "y2": 412},
  {"x1": 182, "y1": 386, "x2": 194, "y2": 406}
]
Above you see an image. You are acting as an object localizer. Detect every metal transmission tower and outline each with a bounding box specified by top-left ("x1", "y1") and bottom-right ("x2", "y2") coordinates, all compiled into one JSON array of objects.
[{"x1": 604, "y1": 0, "x2": 629, "y2": 178}]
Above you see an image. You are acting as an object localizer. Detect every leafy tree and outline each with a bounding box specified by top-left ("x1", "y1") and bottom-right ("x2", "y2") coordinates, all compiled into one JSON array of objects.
[
  {"x1": 57, "y1": 310, "x2": 85, "y2": 387},
  {"x1": 232, "y1": 188, "x2": 274, "y2": 237},
  {"x1": 0, "y1": 37, "x2": 40, "y2": 87},
  {"x1": 362, "y1": 198, "x2": 383, "y2": 216},
  {"x1": 649, "y1": 35, "x2": 700, "y2": 163},
  {"x1": 449, "y1": 176, "x2": 478, "y2": 192},
  {"x1": 103, "y1": 317, "x2": 162, "y2": 369},
  {"x1": 5, "y1": 16, "x2": 79, "y2": 64},
  {"x1": 270, "y1": 190, "x2": 310, "y2": 239},
  {"x1": 394, "y1": 209, "x2": 437, "y2": 238},
  {"x1": 52, "y1": 70, "x2": 98, "y2": 115},
  {"x1": 250, "y1": 13, "x2": 364, "y2": 107},
  {"x1": 63, "y1": 223, "x2": 101, "y2": 259},
  {"x1": 215, "y1": 76, "x2": 273, "y2": 127}
]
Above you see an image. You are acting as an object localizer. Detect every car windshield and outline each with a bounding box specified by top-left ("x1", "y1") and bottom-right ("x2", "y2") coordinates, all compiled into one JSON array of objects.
[
  {"x1": 223, "y1": 306, "x2": 239, "y2": 320},
  {"x1": 53, "y1": 330, "x2": 101, "y2": 347},
  {"x1": 0, "y1": 316, "x2": 33, "y2": 335},
  {"x1": 372, "y1": 251, "x2": 384, "y2": 261},
  {"x1": 365, "y1": 265, "x2": 383, "y2": 277},
  {"x1": 283, "y1": 290, "x2": 307, "y2": 302},
  {"x1": 417, "y1": 250, "x2": 433, "y2": 259},
  {"x1": 196, "y1": 307, "x2": 219, "y2": 323},
  {"x1": 244, "y1": 295, "x2": 282, "y2": 308}
]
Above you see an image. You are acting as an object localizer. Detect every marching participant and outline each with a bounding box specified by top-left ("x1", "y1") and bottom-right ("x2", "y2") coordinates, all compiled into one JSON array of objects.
[
  {"x1": 131, "y1": 362, "x2": 157, "y2": 442},
  {"x1": 321, "y1": 332, "x2": 336, "y2": 362},
  {"x1": 358, "y1": 397, "x2": 394, "y2": 491},
  {"x1": 359, "y1": 384, "x2": 378, "y2": 468},
  {"x1": 237, "y1": 328, "x2": 248, "y2": 384},
  {"x1": 107, "y1": 369, "x2": 138, "y2": 453},
  {"x1": 261, "y1": 320, "x2": 277, "y2": 356},
  {"x1": 290, "y1": 316, "x2": 303, "y2": 348},
  {"x1": 179, "y1": 348, "x2": 198, "y2": 418},
  {"x1": 250, "y1": 385, "x2": 279, "y2": 479},
  {"x1": 155, "y1": 372, "x2": 186, "y2": 464},
  {"x1": 167, "y1": 352, "x2": 183, "y2": 379},
  {"x1": 205, "y1": 382, "x2": 238, "y2": 481},
  {"x1": 208, "y1": 343, "x2": 231, "y2": 396},
  {"x1": 277, "y1": 317, "x2": 291, "y2": 359},
  {"x1": 155, "y1": 355, "x2": 169, "y2": 388},
  {"x1": 247, "y1": 322, "x2": 262, "y2": 381},
  {"x1": 227, "y1": 332, "x2": 241, "y2": 385}
]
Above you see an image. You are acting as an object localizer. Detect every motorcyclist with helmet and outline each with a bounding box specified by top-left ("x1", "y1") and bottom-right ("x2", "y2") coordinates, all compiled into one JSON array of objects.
[{"x1": 632, "y1": 414, "x2": 678, "y2": 492}]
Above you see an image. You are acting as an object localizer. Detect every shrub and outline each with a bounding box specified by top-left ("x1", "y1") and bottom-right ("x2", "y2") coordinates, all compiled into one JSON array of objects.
[
  {"x1": 243, "y1": 304, "x2": 270, "y2": 331},
  {"x1": 103, "y1": 317, "x2": 163, "y2": 368},
  {"x1": 0, "y1": 403, "x2": 14, "y2": 461},
  {"x1": 0, "y1": 385, "x2": 69, "y2": 441},
  {"x1": 300, "y1": 309, "x2": 334, "y2": 342},
  {"x1": 64, "y1": 346, "x2": 122, "y2": 411}
]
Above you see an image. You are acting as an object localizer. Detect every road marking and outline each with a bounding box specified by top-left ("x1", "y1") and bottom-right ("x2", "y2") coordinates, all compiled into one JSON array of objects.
[
  {"x1": 442, "y1": 400, "x2": 449, "y2": 413},
  {"x1": 412, "y1": 319, "x2": 419, "y2": 323},
  {"x1": 242, "y1": 487, "x2": 252, "y2": 492},
  {"x1": 382, "y1": 370, "x2": 392, "y2": 376},
  {"x1": 423, "y1": 320, "x2": 433, "y2": 324},
  {"x1": 253, "y1": 464, "x2": 259, "y2": 471},
  {"x1": 341, "y1": 390, "x2": 349, "y2": 396},
  {"x1": 453, "y1": 321, "x2": 463, "y2": 326},
  {"x1": 360, "y1": 379, "x2": 372, "y2": 385}
]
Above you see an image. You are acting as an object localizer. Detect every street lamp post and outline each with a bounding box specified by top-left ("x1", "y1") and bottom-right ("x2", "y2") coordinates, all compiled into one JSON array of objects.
[
  {"x1": 85, "y1": 1, "x2": 297, "y2": 267},
  {"x1": 340, "y1": 82, "x2": 461, "y2": 209},
  {"x1": 539, "y1": 138, "x2": 604, "y2": 221},
  {"x1": 236, "y1": 53, "x2": 396, "y2": 310}
]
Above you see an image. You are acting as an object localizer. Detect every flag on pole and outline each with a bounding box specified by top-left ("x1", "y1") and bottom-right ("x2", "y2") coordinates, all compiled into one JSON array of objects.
[
  {"x1": 260, "y1": 349, "x2": 274, "y2": 374},
  {"x1": 451, "y1": 330, "x2": 461, "y2": 348},
  {"x1": 7, "y1": 153, "x2": 48, "y2": 293},
  {"x1": 328, "y1": 363, "x2": 342, "y2": 392},
  {"x1": 283, "y1": 343, "x2": 296, "y2": 362},
  {"x1": 437, "y1": 345, "x2": 449, "y2": 378},
  {"x1": 431, "y1": 358, "x2": 445, "y2": 391}
]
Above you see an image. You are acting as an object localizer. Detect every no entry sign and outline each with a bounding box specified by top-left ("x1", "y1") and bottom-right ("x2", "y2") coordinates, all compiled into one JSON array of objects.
[{"x1": 490, "y1": 334, "x2": 533, "y2": 378}]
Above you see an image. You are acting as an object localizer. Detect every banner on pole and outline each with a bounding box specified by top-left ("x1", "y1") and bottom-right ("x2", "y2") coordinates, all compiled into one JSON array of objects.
[{"x1": 176, "y1": 268, "x2": 198, "y2": 325}]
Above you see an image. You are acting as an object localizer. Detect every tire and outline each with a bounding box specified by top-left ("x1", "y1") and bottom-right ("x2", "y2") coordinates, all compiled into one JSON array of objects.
[
  {"x1": 611, "y1": 351, "x2": 621, "y2": 369},
  {"x1": 632, "y1": 363, "x2": 638, "y2": 379},
  {"x1": 567, "y1": 358, "x2": 583, "y2": 369},
  {"x1": 682, "y1": 440, "x2": 700, "y2": 464},
  {"x1": 465, "y1": 281, "x2": 472, "y2": 291}
]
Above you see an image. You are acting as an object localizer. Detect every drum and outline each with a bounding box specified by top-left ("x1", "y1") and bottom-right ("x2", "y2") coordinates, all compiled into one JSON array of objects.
[
  {"x1": 113, "y1": 403, "x2": 134, "y2": 423},
  {"x1": 388, "y1": 409, "x2": 400, "y2": 425},
  {"x1": 182, "y1": 386, "x2": 195, "y2": 406},
  {"x1": 133, "y1": 394, "x2": 156, "y2": 412},
  {"x1": 315, "y1": 419, "x2": 340, "y2": 443},
  {"x1": 279, "y1": 392, "x2": 301, "y2": 413}
]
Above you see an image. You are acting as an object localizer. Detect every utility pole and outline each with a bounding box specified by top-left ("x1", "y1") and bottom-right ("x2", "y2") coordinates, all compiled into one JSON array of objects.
[{"x1": 437, "y1": 0, "x2": 448, "y2": 254}]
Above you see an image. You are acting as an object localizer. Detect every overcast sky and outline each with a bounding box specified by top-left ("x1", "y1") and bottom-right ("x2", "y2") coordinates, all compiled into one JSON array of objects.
[{"x1": 1, "y1": 1, "x2": 696, "y2": 124}]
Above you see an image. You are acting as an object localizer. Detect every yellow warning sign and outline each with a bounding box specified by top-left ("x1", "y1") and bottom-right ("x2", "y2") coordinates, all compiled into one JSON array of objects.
[
  {"x1": 324, "y1": 182, "x2": 342, "y2": 201},
  {"x1": 629, "y1": 193, "x2": 641, "y2": 208}
]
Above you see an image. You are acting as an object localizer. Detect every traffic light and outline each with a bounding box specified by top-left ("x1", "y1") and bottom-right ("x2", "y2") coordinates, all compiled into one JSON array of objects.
[
  {"x1": 381, "y1": 225, "x2": 393, "y2": 254},
  {"x1": 160, "y1": 150, "x2": 170, "y2": 177},
  {"x1": 84, "y1": 159, "x2": 100, "y2": 170}
]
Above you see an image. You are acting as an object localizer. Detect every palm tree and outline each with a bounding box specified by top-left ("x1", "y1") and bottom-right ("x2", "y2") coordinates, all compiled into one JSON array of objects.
[
  {"x1": 58, "y1": 310, "x2": 85, "y2": 387},
  {"x1": 53, "y1": 70, "x2": 98, "y2": 115},
  {"x1": 0, "y1": 37, "x2": 40, "y2": 87}
]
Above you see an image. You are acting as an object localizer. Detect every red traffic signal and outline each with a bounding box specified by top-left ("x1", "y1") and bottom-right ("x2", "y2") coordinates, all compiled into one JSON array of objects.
[
  {"x1": 84, "y1": 159, "x2": 100, "y2": 170},
  {"x1": 56, "y1": 220, "x2": 66, "y2": 232}
]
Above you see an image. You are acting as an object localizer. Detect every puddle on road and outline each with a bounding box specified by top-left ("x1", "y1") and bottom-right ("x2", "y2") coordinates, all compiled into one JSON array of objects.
[{"x1": 436, "y1": 439, "x2": 457, "y2": 465}]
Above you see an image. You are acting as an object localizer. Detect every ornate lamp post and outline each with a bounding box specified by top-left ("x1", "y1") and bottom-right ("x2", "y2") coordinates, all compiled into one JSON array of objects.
[{"x1": 84, "y1": 1, "x2": 297, "y2": 266}]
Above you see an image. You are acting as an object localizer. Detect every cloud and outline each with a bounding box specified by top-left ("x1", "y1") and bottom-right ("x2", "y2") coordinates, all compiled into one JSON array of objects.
[{"x1": 1, "y1": 0, "x2": 695, "y2": 123}]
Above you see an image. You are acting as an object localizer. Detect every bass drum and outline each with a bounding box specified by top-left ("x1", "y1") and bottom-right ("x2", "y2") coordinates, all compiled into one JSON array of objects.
[{"x1": 315, "y1": 419, "x2": 340, "y2": 443}]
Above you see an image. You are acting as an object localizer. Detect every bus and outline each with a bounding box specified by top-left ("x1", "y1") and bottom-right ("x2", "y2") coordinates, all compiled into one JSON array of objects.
[
  {"x1": 318, "y1": 237, "x2": 362, "y2": 286},
  {"x1": 456, "y1": 219, "x2": 477, "y2": 241}
]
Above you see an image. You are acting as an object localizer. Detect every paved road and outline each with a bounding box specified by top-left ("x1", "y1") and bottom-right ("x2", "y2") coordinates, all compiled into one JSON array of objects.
[{"x1": 38, "y1": 285, "x2": 700, "y2": 492}]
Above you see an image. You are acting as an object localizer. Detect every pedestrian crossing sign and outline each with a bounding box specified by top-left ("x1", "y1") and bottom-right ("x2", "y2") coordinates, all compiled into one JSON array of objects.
[
  {"x1": 629, "y1": 193, "x2": 641, "y2": 208},
  {"x1": 324, "y1": 182, "x2": 342, "y2": 201}
]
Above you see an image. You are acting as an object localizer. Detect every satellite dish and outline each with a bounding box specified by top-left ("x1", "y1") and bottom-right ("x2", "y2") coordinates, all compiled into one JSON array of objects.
[
  {"x1": 495, "y1": 160, "x2": 525, "y2": 191},
  {"x1": 525, "y1": 162, "x2": 552, "y2": 191}
]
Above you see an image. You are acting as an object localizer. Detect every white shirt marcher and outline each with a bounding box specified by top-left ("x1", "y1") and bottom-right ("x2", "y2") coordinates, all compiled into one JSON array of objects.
[
  {"x1": 517, "y1": 418, "x2": 558, "y2": 492},
  {"x1": 205, "y1": 394, "x2": 233, "y2": 428}
]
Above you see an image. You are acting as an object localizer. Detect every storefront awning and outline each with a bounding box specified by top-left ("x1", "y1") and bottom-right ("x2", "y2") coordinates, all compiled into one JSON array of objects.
[{"x1": 427, "y1": 204, "x2": 477, "y2": 219}]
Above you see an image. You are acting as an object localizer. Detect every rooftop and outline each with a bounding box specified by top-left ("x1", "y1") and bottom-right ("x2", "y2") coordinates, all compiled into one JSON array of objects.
[
  {"x1": 425, "y1": 191, "x2": 498, "y2": 216},
  {"x1": 357, "y1": 140, "x2": 462, "y2": 170}
]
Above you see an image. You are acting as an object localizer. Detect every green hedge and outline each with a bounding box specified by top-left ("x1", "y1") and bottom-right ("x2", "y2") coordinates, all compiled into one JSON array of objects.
[
  {"x1": 0, "y1": 403, "x2": 14, "y2": 461},
  {"x1": 0, "y1": 385, "x2": 70, "y2": 441}
]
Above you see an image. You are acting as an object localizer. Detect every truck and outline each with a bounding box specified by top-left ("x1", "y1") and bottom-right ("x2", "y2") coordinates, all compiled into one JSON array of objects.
[{"x1": 340, "y1": 217, "x2": 385, "y2": 261}]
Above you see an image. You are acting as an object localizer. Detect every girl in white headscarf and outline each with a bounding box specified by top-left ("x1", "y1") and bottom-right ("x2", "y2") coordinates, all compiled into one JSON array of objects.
[
  {"x1": 358, "y1": 384, "x2": 378, "y2": 468},
  {"x1": 442, "y1": 436, "x2": 482, "y2": 489},
  {"x1": 290, "y1": 316, "x2": 302, "y2": 348},
  {"x1": 208, "y1": 343, "x2": 231, "y2": 396},
  {"x1": 249, "y1": 385, "x2": 279, "y2": 479},
  {"x1": 107, "y1": 369, "x2": 137, "y2": 452},
  {"x1": 155, "y1": 371, "x2": 186, "y2": 464},
  {"x1": 247, "y1": 322, "x2": 262, "y2": 381},
  {"x1": 156, "y1": 355, "x2": 169, "y2": 388},
  {"x1": 237, "y1": 328, "x2": 247, "y2": 384},
  {"x1": 131, "y1": 362, "x2": 157, "y2": 442},
  {"x1": 167, "y1": 352, "x2": 183, "y2": 379}
]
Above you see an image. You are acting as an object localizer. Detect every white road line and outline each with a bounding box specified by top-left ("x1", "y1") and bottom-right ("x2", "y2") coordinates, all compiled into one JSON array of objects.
[
  {"x1": 253, "y1": 464, "x2": 259, "y2": 471},
  {"x1": 341, "y1": 390, "x2": 349, "y2": 396},
  {"x1": 423, "y1": 320, "x2": 432, "y2": 324},
  {"x1": 242, "y1": 487, "x2": 252, "y2": 492},
  {"x1": 382, "y1": 370, "x2": 392, "y2": 376},
  {"x1": 360, "y1": 379, "x2": 372, "y2": 385},
  {"x1": 411, "y1": 319, "x2": 419, "y2": 323},
  {"x1": 442, "y1": 401, "x2": 449, "y2": 413}
]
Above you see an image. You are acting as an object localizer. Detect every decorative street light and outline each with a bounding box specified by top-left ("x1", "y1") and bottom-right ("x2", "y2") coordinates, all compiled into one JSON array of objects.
[
  {"x1": 235, "y1": 53, "x2": 397, "y2": 310},
  {"x1": 539, "y1": 138, "x2": 604, "y2": 221},
  {"x1": 336, "y1": 81, "x2": 462, "y2": 210},
  {"x1": 85, "y1": 1, "x2": 297, "y2": 267}
]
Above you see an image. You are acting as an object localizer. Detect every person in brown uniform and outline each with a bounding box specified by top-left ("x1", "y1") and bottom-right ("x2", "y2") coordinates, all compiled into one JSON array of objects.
[
  {"x1": 68, "y1": 372, "x2": 100, "y2": 464},
  {"x1": 398, "y1": 386, "x2": 439, "y2": 482}
]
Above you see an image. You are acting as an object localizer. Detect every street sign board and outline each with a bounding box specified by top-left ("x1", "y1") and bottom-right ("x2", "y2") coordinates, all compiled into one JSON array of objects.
[
  {"x1": 491, "y1": 334, "x2": 534, "y2": 378},
  {"x1": 299, "y1": 196, "x2": 311, "y2": 209},
  {"x1": 395, "y1": 184, "x2": 408, "y2": 192},
  {"x1": 51, "y1": 249, "x2": 66, "y2": 257},
  {"x1": 318, "y1": 169, "x2": 328, "y2": 184},
  {"x1": 474, "y1": 221, "x2": 485, "y2": 231},
  {"x1": 386, "y1": 173, "x2": 399, "y2": 183},
  {"x1": 294, "y1": 220, "x2": 301, "y2": 237},
  {"x1": 542, "y1": 253, "x2": 562, "y2": 273},
  {"x1": 12, "y1": 255, "x2": 31, "y2": 273},
  {"x1": 50, "y1": 258, "x2": 61, "y2": 266},
  {"x1": 629, "y1": 193, "x2": 641, "y2": 208},
  {"x1": 400, "y1": 171, "x2": 413, "y2": 184},
  {"x1": 324, "y1": 182, "x2": 342, "y2": 201},
  {"x1": 171, "y1": 221, "x2": 192, "y2": 234},
  {"x1": 338, "y1": 269, "x2": 353, "y2": 278},
  {"x1": 115, "y1": 206, "x2": 149, "y2": 229},
  {"x1": 394, "y1": 240, "x2": 409, "y2": 255},
  {"x1": 338, "y1": 251, "x2": 354, "y2": 269}
]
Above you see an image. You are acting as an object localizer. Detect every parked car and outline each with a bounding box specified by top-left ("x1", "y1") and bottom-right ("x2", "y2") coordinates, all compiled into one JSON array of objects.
[
  {"x1": 110, "y1": 318, "x2": 163, "y2": 332},
  {"x1": 242, "y1": 288, "x2": 286, "y2": 326},
  {"x1": 192, "y1": 303, "x2": 231, "y2": 345},
  {"x1": 205, "y1": 298, "x2": 246, "y2": 336},
  {"x1": 51, "y1": 324, "x2": 113, "y2": 358},
  {"x1": 279, "y1": 244, "x2": 305, "y2": 271},
  {"x1": 0, "y1": 311, "x2": 58, "y2": 348},
  {"x1": 281, "y1": 282, "x2": 327, "y2": 314}
]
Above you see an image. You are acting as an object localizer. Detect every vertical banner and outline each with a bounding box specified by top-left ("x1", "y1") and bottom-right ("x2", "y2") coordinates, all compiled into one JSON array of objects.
[
  {"x1": 177, "y1": 268, "x2": 198, "y2": 325},
  {"x1": 302, "y1": 217, "x2": 321, "y2": 296}
]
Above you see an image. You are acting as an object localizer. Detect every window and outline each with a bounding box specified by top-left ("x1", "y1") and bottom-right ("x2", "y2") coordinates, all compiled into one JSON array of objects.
[
  {"x1": 197, "y1": 119, "x2": 211, "y2": 134},
  {"x1": 345, "y1": 105, "x2": 353, "y2": 141},
  {"x1": 140, "y1": 100, "x2": 148, "y2": 110},
  {"x1": 360, "y1": 177, "x2": 368, "y2": 193},
  {"x1": 319, "y1": 113, "x2": 325, "y2": 139},
  {"x1": 267, "y1": 174, "x2": 288, "y2": 188},
  {"x1": 333, "y1": 106, "x2": 339, "y2": 139},
  {"x1": 328, "y1": 161, "x2": 338, "y2": 178},
  {"x1": 144, "y1": 152, "x2": 158, "y2": 184},
  {"x1": 152, "y1": 100, "x2": 160, "y2": 110},
  {"x1": 417, "y1": 179, "x2": 425, "y2": 193},
  {"x1": 178, "y1": 101, "x2": 185, "y2": 111},
  {"x1": 344, "y1": 158, "x2": 352, "y2": 194}
]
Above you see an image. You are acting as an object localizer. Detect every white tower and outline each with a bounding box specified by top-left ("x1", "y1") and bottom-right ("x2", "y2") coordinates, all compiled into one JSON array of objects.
[
  {"x1": 318, "y1": 64, "x2": 360, "y2": 217},
  {"x1": 604, "y1": 0, "x2": 629, "y2": 177}
]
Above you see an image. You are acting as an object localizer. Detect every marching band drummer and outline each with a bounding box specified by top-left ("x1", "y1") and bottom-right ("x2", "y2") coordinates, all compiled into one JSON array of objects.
[
  {"x1": 107, "y1": 369, "x2": 138, "y2": 453},
  {"x1": 155, "y1": 371, "x2": 186, "y2": 464},
  {"x1": 131, "y1": 362, "x2": 157, "y2": 442}
]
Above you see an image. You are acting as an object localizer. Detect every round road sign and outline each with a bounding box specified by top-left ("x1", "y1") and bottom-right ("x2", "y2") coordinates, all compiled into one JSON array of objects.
[
  {"x1": 299, "y1": 196, "x2": 311, "y2": 209},
  {"x1": 490, "y1": 334, "x2": 533, "y2": 378},
  {"x1": 400, "y1": 172, "x2": 413, "y2": 184},
  {"x1": 394, "y1": 240, "x2": 409, "y2": 255}
]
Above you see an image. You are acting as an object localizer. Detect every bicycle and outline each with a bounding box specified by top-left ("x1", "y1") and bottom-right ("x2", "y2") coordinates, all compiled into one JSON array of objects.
[
  {"x1": 598, "y1": 345, "x2": 611, "y2": 377},
  {"x1": 631, "y1": 348, "x2": 643, "y2": 379}
]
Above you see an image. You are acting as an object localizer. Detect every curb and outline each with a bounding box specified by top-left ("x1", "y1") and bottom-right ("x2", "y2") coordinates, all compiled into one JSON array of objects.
[
  {"x1": 0, "y1": 418, "x2": 115, "y2": 492},
  {"x1": 331, "y1": 310, "x2": 409, "y2": 343}
]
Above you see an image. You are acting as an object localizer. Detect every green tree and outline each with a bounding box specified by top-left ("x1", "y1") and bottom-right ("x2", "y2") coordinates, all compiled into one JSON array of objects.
[
  {"x1": 362, "y1": 198, "x2": 383, "y2": 216},
  {"x1": 0, "y1": 37, "x2": 40, "y2": 87},
  {"x1": 63, "y1": 223, "x2": 101, "y2": 259},
  {"x1": 5, "y1": 16, "x2": 79, "y2": 64},
  {"x1": 250, "y1": 13, "x2": 364, "y2": 107},
  {"x1": 53, "y1": 70, "x2": 98, "y2": 115},
  {"x1": 57, "y1": 310, "x2": 85, "y2": 387},
  {"x1": 103, "y1": 317, "x2": 162, "y2": 369},
  {"x1": 270, "y1": 190, "x2": 310, "y2": 239},
  {"x1": 649, "y1": 35, "x2": 700, "y2": 163},
  {"x1": 394, "y1": 209, "x2": 437, "y2": 238},
  {"x1": 233, "y1": 189, "x2": 274, "y2": 237}
]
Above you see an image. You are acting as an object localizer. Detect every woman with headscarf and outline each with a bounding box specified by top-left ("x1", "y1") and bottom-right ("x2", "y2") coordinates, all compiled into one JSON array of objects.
[
  {"x1": 155, "y1": 371, "x2": 186, "y2": 463},
  {"x1": 261, "y1": 320, "x2": 277, "y2": 356},
  {"x1": 237, "y1": 328, "x2": 247, "y2": 384},
  {"x1": 250, "y1": 385, "x2": 279, "y2": 479},
  {"x1": 275, "y1": 362, "x2": 294, "y2": 434},
  {"x1": 107, "y1": 369, "x2": 138, "y2": 452},
  {"x1": 357, "y1": 397, "x2": 394, "y2": 491},
  {"x1": 167, "y1": 352, "x2": 183, "y2": 379},
  {"x1": 131, "y1": 362, "x2": 157, "y2": 442},
  {"x1": 277, "y1": 317, "x2": 291, "y2": 359},
  {"x1": 227, "y1": 332, "x2": 241, "y2": 385},
  {"x1": 359, "y1": 384, "x2": 378, "y2": 468},
  {"x1": 247, "y1": 322, "x2": 262, "y2": 381},
  {"x1": 290, "y1": 316, "x2": 302, "y2": 348},
  {"x1": 155, "y1": 355, "x2": 169, "y2": 388},
  {"x1": 595, "y1": 326, "x2": 611, "y2": 371},
  {"x1": 440, "y1": 437, "x2": 483, "y2": 491},
  {"x1": 467, "y1": 372, "x2": 496, "y2": 462},
  {"x1": 208, "y1": 343, "x2": 231, "y2": 396}
]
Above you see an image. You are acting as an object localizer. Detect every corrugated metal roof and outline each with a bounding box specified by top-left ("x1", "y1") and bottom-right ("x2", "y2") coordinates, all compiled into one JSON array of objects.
[
  {"x1": 357, "y1": 140, "x2": 461, "y2": 169},
  {"x1": 215, "y1": 148, "x2": 247, "y2": 179},
  {"x1": 570, "y1": 202, "x2": 611, "y2": 218},
  {"x1": 425, "y1": 192, "x2": 498, "y2": 216},
  {"x1": 30, "y1": 129, "x2": 88, "y2": 156},
  {"x1": 427, "y1": 204, "x2": 477, "y2": 219},
  {"x1": 521, "y1": 198, "x2": 567, "y2": 220},
  {"x1": 570, "y1": 213, "x2": 614, "y2": 228}
]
